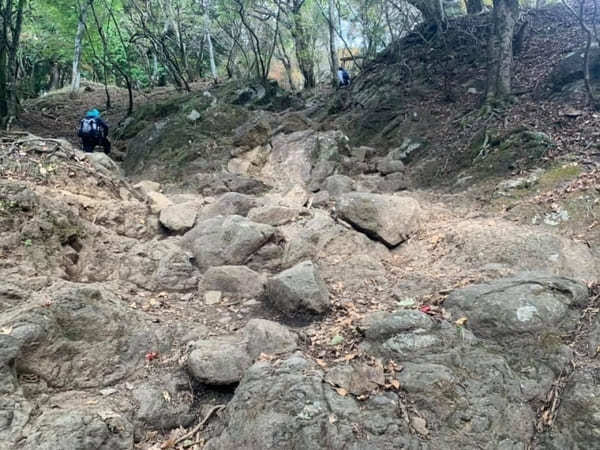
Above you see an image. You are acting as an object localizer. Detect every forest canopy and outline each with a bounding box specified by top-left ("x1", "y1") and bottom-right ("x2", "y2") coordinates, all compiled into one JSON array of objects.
[{"x1": 0, "y1": 0, "x2": 580, "y2": 123}]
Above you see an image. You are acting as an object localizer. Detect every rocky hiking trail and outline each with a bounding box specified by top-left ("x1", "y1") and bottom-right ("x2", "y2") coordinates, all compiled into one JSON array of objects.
[{"x1": 3, "y1": 10, "x2": 600, "y2": 449}]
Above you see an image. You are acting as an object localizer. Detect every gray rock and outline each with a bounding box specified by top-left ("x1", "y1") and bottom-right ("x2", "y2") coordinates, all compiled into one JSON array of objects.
[
  {"x1": 337, "y1": 193, "x2": 420, "y2": 247},
  {"x1": 537, "y1": 368, "x2": 600, "y2": 448},
  {"x1": 188, "y1": 320, "x2": 298, "y2": 385},
  {"x1": 187, "y1": 109, "x2": 201, "y2": 121},
  {"x1": 247, "y1": 205, "x2": 301, "y2": 226},
  {"x1": 241, "y1": 319, "x2": 298, "y2": 358},
  {"x1": 202, "y1": 266, "x2": 266, "y2": 298},
  {"x1": 376, "y1": 158, "x2": 405, "y2": 175},
  {"x1": 119, "y1": 238, "x2": 199, "y2": 291},
  {"x1": 159, "y1": 201, "x2": 198, "y2": 232},
  {"x1": 183, "y1": 215, "x2": 281, "y2": 271},
  {"x1": 85, "y1": 153, "x2": 122, "y2": 177},
  {"x1": 16, "y1": 407, "x2": 133, "y2": 450},
  {"x1": 359, "y1": 309, "x2": 538, "y2": 448},
  {"x1": 445, "y1": 275, "x2": 588, "y2": 341},
  {"x1": 265, "y1": 261, "x2": 330, "y2": 315},
  {"x1": 146, "y1": 190, "x2": 172, "y2": 214},
  {"x1": 233, "y1": 117, "x2": 272, "y2": 149},
  {"x1": 204, "y1": 354, "x2": 418, "y2": 450},
  {"x1": 0, "y1": 281, "x2": 172, "y2": 390},
  {"x1": 134, "y1": 180, "x2": 161, "y2": 196},
  {"x1": 133, "y1": 371, "x2": 195, "y2": 432},
  {"x1": 439, "y1": 219, "x2": 598, "y2": 281},
  {"x1": 197, "y1": 192, "x2": 258, "y2": 221},
  {"x1": 322, "y1": 174, "x2": 354, "y2": 197},
  {"x1": 311, "y1": 190, "x2": 330, "y2": 207},
  {"x1": 188, "y1": 335, "x2": 252, "y2": 385}
]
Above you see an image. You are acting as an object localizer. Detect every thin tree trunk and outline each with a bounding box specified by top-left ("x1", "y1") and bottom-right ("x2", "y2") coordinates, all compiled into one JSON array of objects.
[
  {"x1": 207, "y1": 32, "x2": 217, "y2": 81},
  {"x1": 49, "y1": 61, "x2": 60, "y2": 90},
  {"x1": 291, "y1": 8, "x2": 315, "y2": 88},
  {"x1": 72, "y1": 0, "x2": 92, "y2": 93},
  {"x1": 6, "y1": 0, "x2": 25, "y2": 119},
  {"x1": 328, "y1": 0, "x2": 337, "y2": 86},
  {"x1": 486, "y1": 0, "x2": 520, "y2": 102},
  {"x1": 277, "y1": 31, "x2": 294, "y2": 90}
]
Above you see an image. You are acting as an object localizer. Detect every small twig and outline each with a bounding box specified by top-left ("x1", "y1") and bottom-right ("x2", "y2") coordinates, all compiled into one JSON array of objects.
[{"x1": 172, "y1": 404, "x2": 225, "y2": 446}]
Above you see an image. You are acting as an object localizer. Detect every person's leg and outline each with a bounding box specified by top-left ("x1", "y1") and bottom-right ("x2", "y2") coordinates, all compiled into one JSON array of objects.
[
  {"x1": 100, "y1": 137, "x2": 111, "y2": 154},
  {"x1": 81, "y1": 138, "x2": 95, "y2": 152}
]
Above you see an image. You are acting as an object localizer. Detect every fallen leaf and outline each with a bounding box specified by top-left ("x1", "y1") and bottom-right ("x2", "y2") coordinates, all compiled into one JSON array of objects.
[
  {"x1": 455, "y1": 317, "x2": 468, "y2": 326},
  {"x1": 344, "y1": 353, "x2": 358, "y2": 361},
  {"x1": 391, "y1": 379, "x2": 400, "y2": 389},
  {"x1": 329, "y1": 414, "x2": 338, "y2": 424},
  {"x1": 336, "y1": 387, "x2": 348, "y2": 397},
  {"x1": 145, "y1": 352, "x2": 159, "y2": 362},
  {"x1": 0, "y1": 326, "x2": 13, "y2": 335},
  {"x1": 411, "y1": 416, "x2": 429, "y2": 435}
]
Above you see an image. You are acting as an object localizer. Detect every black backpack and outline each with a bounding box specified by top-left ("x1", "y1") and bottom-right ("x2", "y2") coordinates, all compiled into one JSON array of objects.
[
  {"x1": 78, "y1": 118, "x2": 100, "y2": 138},
  {"x1": 342, "y1": 70, "x2": 350, "y2": 83}
]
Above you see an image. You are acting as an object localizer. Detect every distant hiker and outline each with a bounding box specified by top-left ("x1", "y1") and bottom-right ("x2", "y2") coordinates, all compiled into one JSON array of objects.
[
  {"x1": 78, "y1": 109, "x2": 111, "y2": 154},
  {"x1": 337, "y1": 67, "x2": 350, "y2": 88}
]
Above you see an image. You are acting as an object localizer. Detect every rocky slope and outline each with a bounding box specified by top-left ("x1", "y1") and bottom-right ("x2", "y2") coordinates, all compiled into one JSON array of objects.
[{"x1": 3, "y1": 5, "x2": 600, "y2": 449}]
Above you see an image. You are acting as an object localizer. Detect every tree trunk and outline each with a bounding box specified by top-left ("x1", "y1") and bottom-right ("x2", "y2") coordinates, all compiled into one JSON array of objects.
[
  {"x1": 486, "y1": 0, "x2": 520, "y2": 102},
  {"x1": 5, "y1": 0, "x2": 25, "y2": 119},
  {"x1": 327, "y1": 0, "x2": 337, "y2": 86},
  {"x1": 49, "y1": 61, "x2": 60, "y2": 90},
  {"x1": 291, "y1": 9, "x2": 315, "y2": 88},
  {"x1": 466, "y1": 0, "x2": 484, "y2": 14},
  {"x1": 206, "y1": 32, "x2": 217, "y2": 81},
  {"x1": 72, "y1": 0, "x2": 91, "y2": 93}
]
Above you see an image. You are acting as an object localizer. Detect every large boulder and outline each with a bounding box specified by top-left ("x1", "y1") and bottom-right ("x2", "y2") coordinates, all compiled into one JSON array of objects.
[
  {"x1": 132, "y1": 371, "x2": 195, "y2": 433},
  {"x1": 322, "y1": 174, "x2": 354, "y2": 197},
  {"x1": 337, "y1": 193, "x2": 421, "y2": 247},
  {"x1": 232, "y1": 117, "x2": 272, "y2": 149},
  {"x1": 204, "y1": 354, "x2": 419, "y2": 450},
  {"x1": 439, "y1": 219, "x2": 599, "y2": 281},
  {"x1": 261, "y1": 130, "x2": 349, "y2": 192},
  {"x1": 197, "y1": 192, "x2": 258, "y2": 221},
  {"x1": 547, "y1": 47, "x2": 600, "y2": 93},
  {"x1": 445, "y1": 275, "x2": 588, "y2": 342},
  {"x1": 183, "y1": 215, "x2": 282, "y2": 271},
  {"x1": 159, "y1": 201, "x2": 199, "y2": 232},
  {"x1": 358, "y1": 308, "x2": 537, "y2": 448},
  {"x1": 119, "y1": 238, "x2": 199, "y2": 291},
  {"x1": 538, "y1": 368, "x2": 600, "y2": 448},
  {"x1": 247, "y1": 205, "x2": 301, "y2": 226},
  {"x1": 201, "y1": 266, "x2": 266, "y2": 298},
  {"x1": 15, "y1": 406, "x2": 133, "y2": 450},
  {"x1": 0, "y1": 281, "x2": 171, "y2": 390},
  {"x1": 187, "y1": 320, "x2": 298, "y2": 385},
  {"x1": 265, "y1": 261, "x2": 330, "y2": 316},
  {"x1": 187, "y1": 335, "x2": 252, "y2": 385}
]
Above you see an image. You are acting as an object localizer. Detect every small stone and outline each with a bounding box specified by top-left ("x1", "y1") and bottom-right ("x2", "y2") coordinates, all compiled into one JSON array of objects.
[
  {"x1": 204, "y1": 291, "x2": 222, "y2": 305},
  {"x1": 187, "y1": 109, "x2": 201, "y2": 121}
]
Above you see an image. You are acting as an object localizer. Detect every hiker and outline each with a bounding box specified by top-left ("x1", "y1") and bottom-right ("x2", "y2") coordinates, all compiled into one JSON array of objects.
[
  {"x1": 78, "y1": 109, "x2": 111, "y2": 154},
  {"x1": 337, "y1": 67, "x2": 350, "y2": 88}
]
